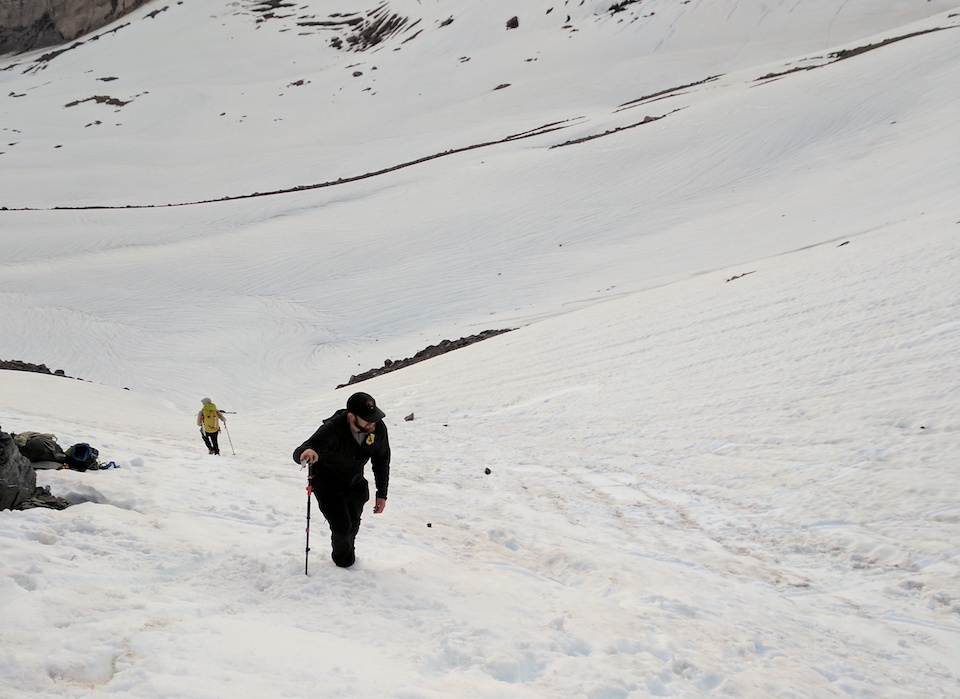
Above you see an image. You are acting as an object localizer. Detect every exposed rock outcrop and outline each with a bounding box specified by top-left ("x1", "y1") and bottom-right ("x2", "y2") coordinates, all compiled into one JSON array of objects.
[
  {"x1": 0, "y1": 0, "x2": 150, "y2": 55},
  {"x1": 1, "y1": 429, "x2": 72, "y2": 510},
  {"x1": 0, "y1": 359, "x2": 68, "y2": 376},
  {"x1": 337, "y1": 328, "x2": 515, "y2": 388},
  {"x1": 0, "y1": 428, "x2": 37, "y2": 510}
]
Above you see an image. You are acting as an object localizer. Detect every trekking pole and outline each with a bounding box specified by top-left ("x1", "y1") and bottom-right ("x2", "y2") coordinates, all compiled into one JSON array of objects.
[
  {"x1": 302, "y1": 459, "x2": 312, "y2": 576},
  {"x1": 223, "y1": 422, "x2": 236, "y2": 456}
]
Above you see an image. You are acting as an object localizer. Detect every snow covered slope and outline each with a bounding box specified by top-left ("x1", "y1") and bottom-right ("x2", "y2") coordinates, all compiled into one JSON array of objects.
[
  {"x1": 1, "y1": 0, "x2": 959, "y2": 696},
  {"x1": 2, "y1": 0, "x2": 959, "y2": 410},
  {"x1": 1, "y1": 213, "x2": 958, "y2": 698}
]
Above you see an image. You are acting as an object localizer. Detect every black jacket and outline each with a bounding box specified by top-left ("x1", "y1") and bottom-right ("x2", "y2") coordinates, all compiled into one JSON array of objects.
[{"x1": 292, "y1": 409, "x2": 390, "y2": 499}]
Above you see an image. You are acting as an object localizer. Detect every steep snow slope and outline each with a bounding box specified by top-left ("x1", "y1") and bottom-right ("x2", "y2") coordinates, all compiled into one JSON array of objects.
[
  {"x1": 0, "y1": 214, "x2": 957, "y2": 698},
  {"x1": 1, "y1": 1, "x2": 959, "y2": 696},
  {"x1": 1, "y1": 0, "x2": 958, "y2": 413}
]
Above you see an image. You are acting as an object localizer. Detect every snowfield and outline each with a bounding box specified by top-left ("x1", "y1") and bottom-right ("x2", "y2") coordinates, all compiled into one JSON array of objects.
[{"x1": 1, "y1": 0, "x2": 959, "y2": 697}]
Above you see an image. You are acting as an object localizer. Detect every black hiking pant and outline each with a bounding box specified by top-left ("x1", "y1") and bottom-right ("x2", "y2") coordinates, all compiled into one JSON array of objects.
[
  {"x1": 312, "y1": 473, "x2": 369, "y2": 568},
  {"x1": 202, "y1": 430, "x2": 220, "y2": 455}
]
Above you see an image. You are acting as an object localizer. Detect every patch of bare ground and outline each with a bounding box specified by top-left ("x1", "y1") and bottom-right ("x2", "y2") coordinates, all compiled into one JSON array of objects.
[
  {"x1": 616, "y1": 75, "x2": 721, "y2": 112},
  {"x1": 756, "y1": 26, "x2": 957, "y2": 82},
  {"x1": 65, "y1": 94, "x2": 131, "y2": 108},
  {"x1": 239, "y1": 1, "x2": 421, "y2": 51},
  {"x1": 551, "y1": 109, "x2": 683, "y2": 148}
]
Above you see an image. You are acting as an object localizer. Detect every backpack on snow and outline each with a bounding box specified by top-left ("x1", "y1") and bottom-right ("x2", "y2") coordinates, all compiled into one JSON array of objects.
[
  {"x1": 64, "y1": 443, "x2": 100, "y2": 472},
  {"x1": 17, "y1": 434, "x2": 67, "y2": 464},
  {"x1": 202, "y1": 403, "x2": 220, "y2": 433}
]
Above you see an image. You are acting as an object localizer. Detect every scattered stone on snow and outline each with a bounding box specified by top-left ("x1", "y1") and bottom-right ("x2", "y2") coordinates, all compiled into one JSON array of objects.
[{"x1": 15, "y1": 485, "x2": 72, "y2": 510}]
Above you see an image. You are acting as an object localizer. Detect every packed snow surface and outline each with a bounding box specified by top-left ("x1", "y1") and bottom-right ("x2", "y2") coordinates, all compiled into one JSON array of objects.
[{"x1": 1, "y1": 0, "x2": 959, "y2": 697}]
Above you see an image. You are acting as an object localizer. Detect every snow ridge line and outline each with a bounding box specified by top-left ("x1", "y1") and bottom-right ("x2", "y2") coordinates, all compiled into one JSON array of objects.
[
  {"x1": 754, "y1": 25, "x2": 958, "y2": 82},
  {"x1": 0, "y1": 118, "x2": 584, "y2": 212}
]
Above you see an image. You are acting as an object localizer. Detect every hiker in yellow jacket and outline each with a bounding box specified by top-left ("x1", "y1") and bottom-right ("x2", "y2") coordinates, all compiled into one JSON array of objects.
[{"x1": 197, "y1": 397, "x2": 227, "y2": 455}]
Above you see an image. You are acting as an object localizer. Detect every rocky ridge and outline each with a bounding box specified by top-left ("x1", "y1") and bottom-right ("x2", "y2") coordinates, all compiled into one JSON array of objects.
[{"x1": 0, "y1": 0, "x2": 150, "y2": 55}]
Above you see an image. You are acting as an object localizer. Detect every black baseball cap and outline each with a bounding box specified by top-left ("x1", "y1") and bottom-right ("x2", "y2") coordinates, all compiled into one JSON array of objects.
[{"x1": 346, "y1": 392, "x2": 385, "y2": 422}]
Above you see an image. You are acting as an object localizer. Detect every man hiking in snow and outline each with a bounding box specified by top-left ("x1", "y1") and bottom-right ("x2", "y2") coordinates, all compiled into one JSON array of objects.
[
  {"x1": 292, "y1": 392, "x2": 390, "y2": 568},
  {"x1": 197, "y1": 397, "x2": 226, "y2": 455}
]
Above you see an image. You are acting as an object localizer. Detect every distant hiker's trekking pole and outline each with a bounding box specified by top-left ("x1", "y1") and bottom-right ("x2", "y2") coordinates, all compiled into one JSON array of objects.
[
  {"x1": 302, "y1": 459, "x2": 312, "y2": 576},
  {"x1": 223, "y1": 423, "x2": 235, "y2": 456}
]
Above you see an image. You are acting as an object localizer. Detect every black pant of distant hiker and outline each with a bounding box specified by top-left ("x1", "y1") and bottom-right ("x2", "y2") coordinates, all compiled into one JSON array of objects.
[{"x1": 202, "y1": 430, "x2": 220, "y2": 456}]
